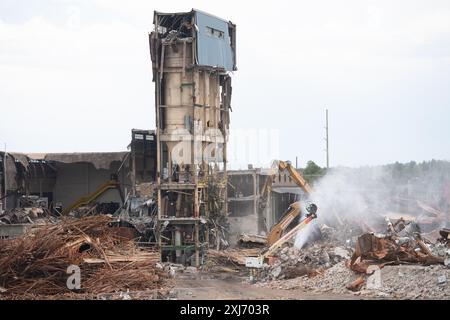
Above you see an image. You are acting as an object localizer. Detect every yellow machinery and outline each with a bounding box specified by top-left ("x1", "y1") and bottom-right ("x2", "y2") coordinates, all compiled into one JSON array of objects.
[
  {"x1": 244, "y1": 160, "x2": 318, "y2": 268},
  {"x1": 245, "y1": 205, "x2": 318, "y2": 268},
  {"x1": 260, "y1": 160, "x2": 314, "y2": 245},
  {"x1": 61, "y1": 174, "x2": 124, "y2": 215}
]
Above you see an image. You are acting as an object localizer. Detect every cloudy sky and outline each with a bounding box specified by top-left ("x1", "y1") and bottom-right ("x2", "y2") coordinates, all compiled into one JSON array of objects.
[{"x1": 1, "y1": 0, "x2": 450, "y2": 169}]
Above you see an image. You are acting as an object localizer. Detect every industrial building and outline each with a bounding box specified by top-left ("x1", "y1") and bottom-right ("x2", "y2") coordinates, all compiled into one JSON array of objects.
[
  {"x1": 0, "y1": 130, "x2": 156, "y2": 214},
  {"x1": 149, "y1": 9, "x2": 237, "y2": 266}
]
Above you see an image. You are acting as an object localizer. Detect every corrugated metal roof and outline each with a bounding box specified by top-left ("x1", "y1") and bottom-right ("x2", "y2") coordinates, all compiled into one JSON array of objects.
[{"x1": 9, "y1": 152, "x2": 129, "y2": 170}]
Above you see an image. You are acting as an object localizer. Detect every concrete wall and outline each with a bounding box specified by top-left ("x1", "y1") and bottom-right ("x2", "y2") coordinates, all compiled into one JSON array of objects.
[
  {"x1": 227, "y1": 170, "x2": 260, "y2": 245},
  {"x1": 228, "y1": 215, "x2": 259, "y2": 247}
]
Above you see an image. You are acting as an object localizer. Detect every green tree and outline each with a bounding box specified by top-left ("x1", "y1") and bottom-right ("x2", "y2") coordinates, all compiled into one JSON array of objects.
[{"x1": 302, "y1": 161, "x2": 325, "y2": 183}]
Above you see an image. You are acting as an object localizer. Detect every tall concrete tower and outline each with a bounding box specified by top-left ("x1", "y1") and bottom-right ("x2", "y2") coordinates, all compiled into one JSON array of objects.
[{"x1": 149, "y1": 9, "x2": 237, "y2": 266}]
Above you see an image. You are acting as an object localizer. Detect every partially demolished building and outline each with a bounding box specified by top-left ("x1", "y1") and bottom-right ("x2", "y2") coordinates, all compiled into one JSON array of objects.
[
  {"x1": 149, "y1": 9, "x2": 237, "y2": 266},
  {"x1": 0, "y1": 152, "x2": 130, "y2": 212},
  {"x1": 0, "y1": 130, "x2": 157, "y2": 214}
]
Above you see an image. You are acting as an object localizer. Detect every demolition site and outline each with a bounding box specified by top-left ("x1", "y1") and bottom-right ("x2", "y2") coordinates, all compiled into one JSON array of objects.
[{"x1": 0, "y1": 8, "x2": 449, "y2": 300}]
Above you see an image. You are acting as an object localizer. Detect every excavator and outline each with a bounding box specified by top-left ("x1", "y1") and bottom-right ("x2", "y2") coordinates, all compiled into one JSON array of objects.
[
  {"x1": 244, "y1": 160, "x2": 318, "y2": 268},
  {"x1": 246, "y1": 203, "x2": 318, "y2": 268},
  {"x1": 260, "y1": 160, "x2": 316, "y2": 246}
]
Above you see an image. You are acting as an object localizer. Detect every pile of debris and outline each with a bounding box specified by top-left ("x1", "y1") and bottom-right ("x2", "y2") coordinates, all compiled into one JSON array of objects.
[
  {"x1": 155, "y1": 262, "x2": 200, "y2": 277},
  {"x1": 259, "y1": 260, "x2": 450, "y2": 299},
  {"x1": 254, "y1": 211, "x2": 449, "y2": 298},
  {"x1": 0, "y1": 215, "x2": 170, "y2": 298},
  {"x1": 0, "y1": 207, "x2": 56, "y2": 225},
  {"x1": 237, "y1": 234, "x2": 267, "y2": 248},
  {"x1": 349, "y1": 216, "x2": 448, "y2": 272},
  {"x1": 350, "y1": 232, "x2": 445, "y2": 274},
  {"x1": 256, "y1": 261, "x2": 358, "y2": 293},
  {"x1": 69, "y1": 202, "x2": 121, "y2": 217},
  {"x1": 259, "y1": 242, "x2": 352, "y2": 281},
  {"x1": 204, "y1": 248, "x2": 261, "y2": 273}
]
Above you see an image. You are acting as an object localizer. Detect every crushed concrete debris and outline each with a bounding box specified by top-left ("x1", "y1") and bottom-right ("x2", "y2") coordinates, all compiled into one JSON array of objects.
[
  {"x1": 437, "y1": 275, "x2": 447, "y2": 285},
  {"x1": 256, "y1": 261, "x2": 357, "y2": 294},
  {"x1": 257, "y1": 262, "x2": 450, "y2": 299},
  {"x1": 258, "y1": 242, "x2": 353, "y2": 281},
  {"x1": 251, "y1": 205, "x2": 449, "y2": 299}
]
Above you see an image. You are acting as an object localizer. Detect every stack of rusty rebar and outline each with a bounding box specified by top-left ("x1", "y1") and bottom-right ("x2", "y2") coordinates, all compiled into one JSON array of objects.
[{"x1": 0, "y1": 215, "x2": 167, "y2": 297}]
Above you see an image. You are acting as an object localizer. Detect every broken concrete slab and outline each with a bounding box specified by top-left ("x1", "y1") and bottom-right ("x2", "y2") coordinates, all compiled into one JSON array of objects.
[{"x1": 437, "y1": 275, "x2": 447, "y2": 285}]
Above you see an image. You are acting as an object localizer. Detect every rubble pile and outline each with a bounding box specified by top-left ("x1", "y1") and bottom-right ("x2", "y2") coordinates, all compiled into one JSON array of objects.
[
  {"x1": 349, "y1": 216, "x2": 448, "y2": 274},
  {"x1": 257, "y1": 261, "x2": 356, "y2": 293},
  {"x1": 0, "y1": 215, "x2": 169, "y2": 298},
  {"x1": 254, "y1": 208, "x2": 449, "y2": 299},
  {"x1": 349, "y1": 232, "x2": 445, "y2": 273},
  {"x1": 374, "y1": 264, "x2": 449, "y2": 299},
  {"x1": 0, "y1": 207, "x2": 56, "y2": 225},
  {"x1": 202, "y1": 248, "x2": 261, "y2": 273},
  {"x1": 259, "y1": 261, "x2": 450, "y2": 299},
  {"x1": 156, "y1": 262, "x2": 200, "y2": 277},
  {"x1": 260, "y1": 242, "x2": 352, "y2": 280}
]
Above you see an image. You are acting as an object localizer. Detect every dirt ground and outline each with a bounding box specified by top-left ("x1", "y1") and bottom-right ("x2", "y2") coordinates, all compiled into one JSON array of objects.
[{"x1": 171, "y1": 271, "x2": 369, "y2": 300}]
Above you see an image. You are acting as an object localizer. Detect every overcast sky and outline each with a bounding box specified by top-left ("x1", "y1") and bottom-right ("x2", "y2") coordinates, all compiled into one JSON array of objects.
[{"x1": 1, "y1": 0, "x2": 450, "y2": 169}]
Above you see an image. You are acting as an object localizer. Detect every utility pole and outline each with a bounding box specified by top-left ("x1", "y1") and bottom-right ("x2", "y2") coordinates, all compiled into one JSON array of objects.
[
  {"x1": 1, "y1": 143, "x2": 6, "y2": 212},
  {"x1": 325, "y1": 109, "x2": 329, "y2": 169}
]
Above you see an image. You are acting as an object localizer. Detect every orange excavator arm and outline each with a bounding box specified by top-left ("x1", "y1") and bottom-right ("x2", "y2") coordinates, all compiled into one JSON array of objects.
[
  {"x1": 277, "y1": 160, "x2": 312, "y2": 194},
  {"x1": 263, "y1": 160, "x2": 315, "y2": 245}
]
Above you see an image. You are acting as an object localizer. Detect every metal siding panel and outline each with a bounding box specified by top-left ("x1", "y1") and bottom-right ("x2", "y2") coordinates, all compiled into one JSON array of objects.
[{"x1": 195, "y1": 11, "x2": 234, "y2": 71}]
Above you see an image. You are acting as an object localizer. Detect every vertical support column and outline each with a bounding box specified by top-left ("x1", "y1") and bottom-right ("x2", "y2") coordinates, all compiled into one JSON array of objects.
[
  {"x1": 195, "y1": 221, "x2": 200, "y2": 267},
  {"x1": 131, "y1": 142, "x2": 136, "y2": 196}
]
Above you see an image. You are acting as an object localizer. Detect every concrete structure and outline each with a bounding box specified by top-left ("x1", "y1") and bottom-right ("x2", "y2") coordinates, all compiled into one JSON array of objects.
[
  {"x1": 150, "y1": 9, "x2": 237, "y2": 265},
  {"x1": 129, "y1": 129, "x2": 157, "y2": 188}
]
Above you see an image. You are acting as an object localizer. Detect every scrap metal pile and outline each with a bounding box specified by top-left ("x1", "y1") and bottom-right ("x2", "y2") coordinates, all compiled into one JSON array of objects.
[
  {"x1": 0, "y1": 215, "x2": 169, "y2": 299},
  {"x1": 350, "y1": 224, "x2": 446, "y2": 274}
]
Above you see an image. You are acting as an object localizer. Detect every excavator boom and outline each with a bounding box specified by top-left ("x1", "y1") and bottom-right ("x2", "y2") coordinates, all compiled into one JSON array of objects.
[
  {"x1": 262, "y1": 160, "x2": 314, "y2": 245},
  {"x1": 278, "y1": 160, "x2": 312, "y2": 194},
  {"x1": 245, "y1": 160, "x2": 318, "y2": 268}
]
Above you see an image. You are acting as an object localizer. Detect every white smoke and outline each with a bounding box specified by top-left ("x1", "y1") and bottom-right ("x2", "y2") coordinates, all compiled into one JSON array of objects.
[{"x1": 294, "y1": 162, "x2": 450, "y2": 249}]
